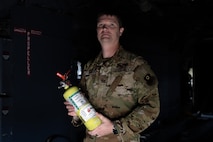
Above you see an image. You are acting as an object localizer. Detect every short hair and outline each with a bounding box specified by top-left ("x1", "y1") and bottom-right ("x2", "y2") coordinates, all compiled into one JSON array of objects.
[{"x1": 96, "y1": 9, "x2": 123, "y2": 28}]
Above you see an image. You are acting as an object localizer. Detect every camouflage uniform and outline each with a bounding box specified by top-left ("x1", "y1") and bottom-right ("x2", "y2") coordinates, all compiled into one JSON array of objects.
[{"x1": 72, "y1": 46, "x2": 160, "y2": 142}]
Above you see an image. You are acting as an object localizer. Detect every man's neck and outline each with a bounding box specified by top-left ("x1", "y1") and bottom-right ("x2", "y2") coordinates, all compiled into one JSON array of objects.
[{"x1": 102, "y1": 44, "x2": 120, "y2": 58}]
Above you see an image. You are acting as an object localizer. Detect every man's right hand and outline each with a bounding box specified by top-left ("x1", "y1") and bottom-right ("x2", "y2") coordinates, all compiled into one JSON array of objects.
[{"x1": 64, "y1": 101, "x2": 77, "y2": 117}]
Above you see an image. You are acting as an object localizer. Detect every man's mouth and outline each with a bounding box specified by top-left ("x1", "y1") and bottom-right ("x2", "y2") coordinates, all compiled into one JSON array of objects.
[{"x1": 101, "y1": 33, "x2": 110, "y2": 38}]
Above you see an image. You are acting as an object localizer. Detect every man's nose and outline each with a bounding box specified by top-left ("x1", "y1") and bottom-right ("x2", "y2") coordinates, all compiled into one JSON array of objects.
[{"x1": 102, "y1": 25, "x2": 108, "y2": 29}]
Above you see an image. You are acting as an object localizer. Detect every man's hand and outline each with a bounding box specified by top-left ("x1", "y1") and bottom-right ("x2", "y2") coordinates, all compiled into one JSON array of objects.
[
  {"x1": 64, "y1": 101, "x2": 77, "y2": 117},
  {"x1": 88, "y1": 112, "x2": 114, "y2": 137}
]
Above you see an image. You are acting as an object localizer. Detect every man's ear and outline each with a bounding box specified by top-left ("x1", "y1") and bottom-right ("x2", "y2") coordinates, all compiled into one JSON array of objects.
[{"x1": 120, "y1": 27, "x2": 124, "y2": 36}]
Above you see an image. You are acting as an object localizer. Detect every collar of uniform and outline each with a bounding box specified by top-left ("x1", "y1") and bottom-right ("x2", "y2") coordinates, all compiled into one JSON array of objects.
[{"x1": 95, "y1": 45, "x2": 124, "y2": 66}]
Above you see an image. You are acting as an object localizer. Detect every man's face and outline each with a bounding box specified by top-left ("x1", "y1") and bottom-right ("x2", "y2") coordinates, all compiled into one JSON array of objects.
[{"x1": 96, "y1": 15, "x2": 124, "y2": 44}]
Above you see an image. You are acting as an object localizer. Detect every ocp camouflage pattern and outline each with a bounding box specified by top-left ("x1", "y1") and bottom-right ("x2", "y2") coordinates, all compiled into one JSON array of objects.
[{"x1": 72, "y1": 46, "x2": 160, "y2": 142}]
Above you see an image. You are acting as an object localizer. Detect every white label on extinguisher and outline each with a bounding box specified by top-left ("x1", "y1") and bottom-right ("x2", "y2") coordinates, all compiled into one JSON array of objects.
[
  {"x1": 79, "y1": 104, "x2": 96, "y2": 121},
  {"x1": 68, "y1": 92, "x2": 87, "y2": 110}
]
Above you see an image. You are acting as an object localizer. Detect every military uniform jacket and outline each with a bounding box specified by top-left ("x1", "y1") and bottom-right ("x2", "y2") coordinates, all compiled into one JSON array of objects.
[{"x1": 72, "y1": 46, "x2": 160, "y2": 142}]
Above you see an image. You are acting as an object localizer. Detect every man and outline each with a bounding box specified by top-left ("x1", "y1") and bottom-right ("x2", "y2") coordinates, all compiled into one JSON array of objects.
[{"x1": 64, "y1": 10, "x2": 160, "y2": 142}]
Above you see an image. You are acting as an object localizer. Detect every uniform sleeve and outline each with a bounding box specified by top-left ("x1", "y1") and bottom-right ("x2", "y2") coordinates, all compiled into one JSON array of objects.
[
  {"x1": 113, "y1": 57, "x2": 160, "y2": 139},
  {"x1": 71, "y1": 116, "x2": 83, "y2": 127},
  {"x1": 78, "y1": 59, "x2": 93, "y2": 94}
]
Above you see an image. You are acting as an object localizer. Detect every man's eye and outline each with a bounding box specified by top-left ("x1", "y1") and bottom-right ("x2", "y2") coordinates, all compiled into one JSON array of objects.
[
  {"x1": 97, "y1": 24, "x2": 103, "y2": 28},
  {"x1": 97, "y1": 23, "x2": 116, "y2": 28},
  {"x1": 109, "y1": 24, "x2": 115, "y2": 27}
]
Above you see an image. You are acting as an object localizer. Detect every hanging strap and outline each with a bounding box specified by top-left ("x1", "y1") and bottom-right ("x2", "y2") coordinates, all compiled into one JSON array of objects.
[{"x1": 106, "y1": 75, "x2": 123, "y2": 96}]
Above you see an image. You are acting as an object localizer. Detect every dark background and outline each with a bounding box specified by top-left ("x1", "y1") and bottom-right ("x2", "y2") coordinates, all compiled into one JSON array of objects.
[{"x1": 0, "y1": 0, "x2": 213, "y2": 142}]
